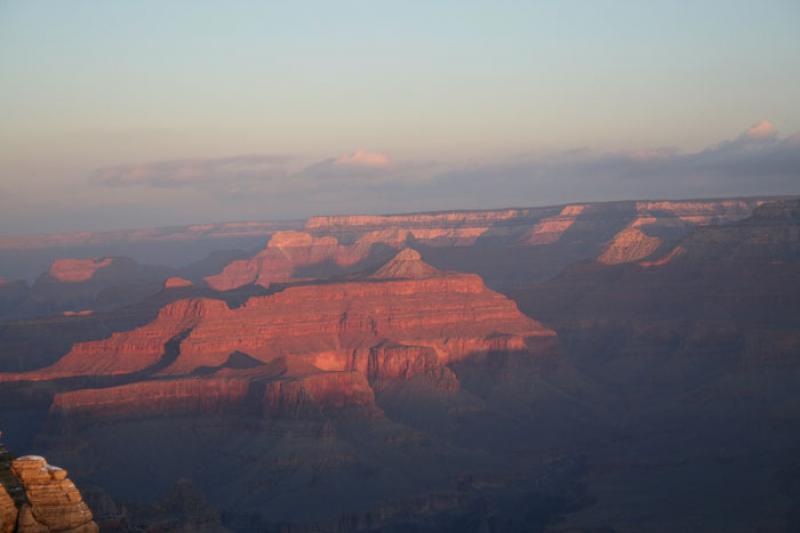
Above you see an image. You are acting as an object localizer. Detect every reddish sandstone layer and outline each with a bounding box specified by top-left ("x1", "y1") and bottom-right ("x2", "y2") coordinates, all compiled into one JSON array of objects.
[
  {"x1": 304, "y1": 210, "x2": 535, "y2": 250},
  {"x1": 2, "y1": 252, "x2": 552, "y2": 383},
  {"x1": 305, "y1": 209, "x2": 533, "y2": 231},
  {"x1": 1, "y1": 299, "x2": 227, "y2": 381},
  {"x1": 167, "y1": 269, "x2": 548, "y2": 377},
  {"x1": 47, "y1": 258, "x2": 113, "y2": 283},
  {"x1": 50, "y1": 361, "x2": 378, "y2": 420}
]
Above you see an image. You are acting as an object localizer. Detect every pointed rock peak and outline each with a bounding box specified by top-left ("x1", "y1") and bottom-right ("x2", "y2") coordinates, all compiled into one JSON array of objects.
[
  {"x1": 371, "y1": 248, "x2": 440, "y2": 279},
  {"x1": 393, "y1": 248, "x2": 422, "y2": 261}
]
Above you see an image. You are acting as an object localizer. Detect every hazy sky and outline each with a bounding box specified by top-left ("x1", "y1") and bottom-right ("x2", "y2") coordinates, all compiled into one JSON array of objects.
[{"x1": 1, "y1": 1, "x2": 799, "y2": 234}]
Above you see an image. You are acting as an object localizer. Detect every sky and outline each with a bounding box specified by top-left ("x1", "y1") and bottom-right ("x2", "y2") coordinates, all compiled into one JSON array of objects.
[{"x1": 1, "y1": 0, "x2": 799, "y2": 234}]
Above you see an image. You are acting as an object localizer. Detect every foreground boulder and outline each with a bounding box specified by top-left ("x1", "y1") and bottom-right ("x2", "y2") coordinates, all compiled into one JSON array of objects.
[{"x1": 0, "y1": 454, "x2": 97, "y2": 533}]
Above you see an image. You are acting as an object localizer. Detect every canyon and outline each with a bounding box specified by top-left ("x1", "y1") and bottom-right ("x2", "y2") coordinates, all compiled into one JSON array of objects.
[{"x1": 0, "y1": 196, "x2": 798, "y2": 532}]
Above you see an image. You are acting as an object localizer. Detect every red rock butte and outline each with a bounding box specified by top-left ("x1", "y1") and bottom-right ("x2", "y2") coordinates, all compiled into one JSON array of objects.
[
  {"x1": 0, "y1": 251, "x2": 555, "y2": 419},
  {"x1": 4, "y1": 251, "x2": 552, "y2": 382}
]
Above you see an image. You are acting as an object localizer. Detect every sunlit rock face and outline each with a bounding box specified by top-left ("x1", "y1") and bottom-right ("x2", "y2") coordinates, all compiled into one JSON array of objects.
[
  {"x1": 304, "y1": 209, "x2": 532, "y2": 233},
  {"x1": 49, "y1": 361, "x2": 379, "y2": 422},
  {"x1": 0, "y1": 245, "x2": 570, "y2": 529},
  {"x1": 203, "y1": 225, "x2": 483, "y2": 291},
  {"x1": 1, "y1": 250, "x2": 551, "y2": 385},
  {"x1": 47, "y1": 258, "x2": 114, "y2": 283},
  {"x1": 202, "y1": 198, "x2": 769, "y2": 293},
  {"x1": 0, "y1": 454, "x2": 98, "y2": 533},
  {"x1": 162, "y1": 276, "x2": 193, "y2": 289},
  {"x1": 0, "y1": 486, "x2": 15, "y2": 533},
  {"x1": 522, "y1": 204, "x2": 586, "y2": 245},
  {"x1": 204, "y1": 230, "x2": 357, "y2": 290},
  {"x1": 594, "y1": 200, "x2": 769, "y2": 265},
  {"x1": 597, "y1": 223, "x2": 663, "y2": 265},
  {"x1": 0, "y1": 298, "x2": 226, "y2": 381}
]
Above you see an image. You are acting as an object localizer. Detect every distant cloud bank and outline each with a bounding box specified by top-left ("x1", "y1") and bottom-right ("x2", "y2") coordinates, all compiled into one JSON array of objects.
[
  {"x1": 335, "y1": 149, "x2": 390, "y2": 167},
  {"x1": 88, "y1": 121, "x2": 800, "y2": 220},
  {"x1": 92, "y1": 154, "x2": 291, "y2": 188}
]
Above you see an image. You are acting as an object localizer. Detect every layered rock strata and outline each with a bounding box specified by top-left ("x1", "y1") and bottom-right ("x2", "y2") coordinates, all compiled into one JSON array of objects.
[
  {"x1": 2, "y1": 250, "x2": 553, "y2": 424},
  {"x1": 0, "y1": 452, "x2": 98, "y2": 533}
]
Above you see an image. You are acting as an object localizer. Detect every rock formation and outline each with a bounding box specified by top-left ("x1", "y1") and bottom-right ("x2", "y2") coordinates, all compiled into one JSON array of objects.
[
  {"x1": 204, "y1": 231, "x2": 352, "y2": 290},
  {"x1": 3, "y1": 250, "x2": 551, "y2": 385},
  {"x1": 48, "y1": 361, "x2": 379, "y2": 422},
  {"x1": 0, "y1": 445, "x2": 98, "y2": 533},
  {"x1": 634, "y1": 199, "x2": 767, "y2": 225},
  {"x1": 370, "y1": 248, "x2": 440, "y2": 279},
  {"x1": 304, "y1": 208, "x2": 532, "y2": 233},
  {"x1": 199, "y1": 198, "x2": 770, "y2": 292},
  {"x1": 522, "y1": 205, "x2": 585, "y2": 245},
  {"x1": 595, "y1": 200, "x2": 771, "y2": 265},
  {"x1": 0, "y1": 486, "x2": 14, "y2": 533},
  {"x1": 1, "y1": 196, "x2": 793, "y2": 533},
  {"x1": 162, "y1": 276, "x2": 194, "y2": 289},
  {"x1": 47, "y1": 259, "x2": 113, "y2": 284},
  {"x1": 597, "y1": 222, "x2": 663, "y2": 265},
  {"x1": 1, "y1": 250, "x2": 555, "y2": 441}
]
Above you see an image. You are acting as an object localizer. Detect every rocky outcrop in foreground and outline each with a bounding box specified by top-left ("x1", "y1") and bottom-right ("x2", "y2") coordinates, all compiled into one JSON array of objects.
[{"x1": 0, "y1": 445, "x2": 97, "y2": 533}]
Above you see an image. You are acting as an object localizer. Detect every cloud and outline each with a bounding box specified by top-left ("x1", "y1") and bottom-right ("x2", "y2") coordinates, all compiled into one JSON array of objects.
[
  {"x1": 743, "y1": 119, "x2": 776, "y2": 140},
  {"x1": 298, "y1": 149, "x2": 413, "y2": 181},
  {"x1": 334, "y1": 149, "x2": 390, "y2": 167},
  {"x1": 82, "y1": 123, "x2": 800, "y2": 227},
  {"x1": 416, "y1": 122, "x2": 800, "y2": 207},
  {"x1": 92, "y1": 150, "x2": 398, "y2": 190},
  {"x1": 93, "y1": 154, "x2": 291, "y2": 188}
]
